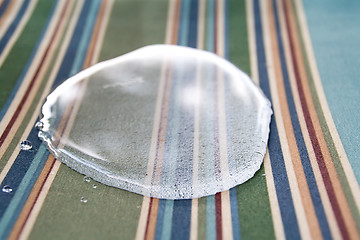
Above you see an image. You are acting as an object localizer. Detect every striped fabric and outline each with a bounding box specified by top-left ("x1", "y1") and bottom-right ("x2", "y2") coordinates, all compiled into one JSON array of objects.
[{"x1": 0, "y1": 0, "x2": 359, "y2": 239}]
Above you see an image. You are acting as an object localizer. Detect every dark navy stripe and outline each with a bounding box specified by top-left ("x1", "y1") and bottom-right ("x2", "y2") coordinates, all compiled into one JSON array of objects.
[
  {"x1": 0, "y1": 0, "x2": 31, "y2": 55},
  {"x1": 188, "y1": 0, "x2": 198, "y2": 48},
  {"x1": 0, "y1": 0, "x2": 10, "y2": 18},
  {"x1": 171, "y1": 199, "x2": 192, "y2": 240},
  {"x1": 272, "y1": 0, "x2": 332, "y2": 238},
  {"x1": 253, "y1": 0, "x2": 301, "y2": 239}
]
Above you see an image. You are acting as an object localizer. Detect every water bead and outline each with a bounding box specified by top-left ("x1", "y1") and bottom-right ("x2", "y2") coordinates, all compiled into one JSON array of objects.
[{"x1": 20, "y1": 140, "x2": 32, "y2": 151}]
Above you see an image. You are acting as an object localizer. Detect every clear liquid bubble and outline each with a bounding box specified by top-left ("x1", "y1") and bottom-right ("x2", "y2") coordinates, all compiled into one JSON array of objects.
[
  {"x1": 2, "y1": 185, "x2": 12, "y2": 193},
  {"x1": 83, "y1": 176, "x2": 91, "y2": 183},
  {"x1": 20, "y1": 140, "x2": 32, "y2": 151},
  {"x1": 35, "y1": 121, "x2": 44, "y2": 130},
  {"x1": 37, "y1": 45, "x2": 272, "y2": 199}
]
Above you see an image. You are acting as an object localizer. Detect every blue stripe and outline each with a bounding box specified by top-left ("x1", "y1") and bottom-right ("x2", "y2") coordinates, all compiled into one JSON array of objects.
[
  {"x1": 0, "y1": 0, "x2": 10, "y2": 18},
  {"x1": 253, "y1": 0, "x2": 301, "y2": 239},
  {"x1": 0, "y1": 0, "x2": 57, "y2": 121},
  {"x1": 154, "y1": 199, "x2": 166, "y2": 240},
  {"x1": 230, "y1": 188, "x2": 241, "y2": 240},
  {"x1": 271, "y1": 0, "x2": 332, "y2": 238},
  {"x1": 0, "y1": 1, "x2": 100, "y2": 237}
]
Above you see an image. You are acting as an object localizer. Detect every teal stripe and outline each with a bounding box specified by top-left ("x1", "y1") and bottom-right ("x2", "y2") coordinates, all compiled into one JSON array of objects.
[
  {"x1": 206, "y1": 195, "x2": 216, "y2": 240},
  {"x1": 70, "y1": 0, "x2": 101, "y2": 76},
  {"x1": 206, "y1": 0, "x2": 215, "y2": 52},
  {"x1": 161, "y1": 200, "x2": 174, "y2": 240},
  {"x1": 178, "y1": 0, "x2": 190, "y2": 46},
  {"x1": 302, "y1": 0, "x2": 360, "y2": 183},
  {"x1": 0, "y1": 145, "x2": 47, "y2": 238}
]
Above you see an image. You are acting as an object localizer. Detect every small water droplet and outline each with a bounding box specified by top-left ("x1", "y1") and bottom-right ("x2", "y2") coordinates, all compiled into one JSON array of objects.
[
  {"x1": 20, "y1": 140, "x2": 32, "y2": 150},
  {"x1": 2, "y1": 185, "x2": 12, "y2": 193},
  {"x1": 35, "y1": 121, "x2": 44, "y2": 130},
  {"x1": 80, "y1": 196, "x2": 88, "y2": 203},
  {"x1": 92, "y1": 184, "x2": 97, "y2": 189},
  {"x1": 83, "y1": 176, "x2": 91, "y2": 183}
]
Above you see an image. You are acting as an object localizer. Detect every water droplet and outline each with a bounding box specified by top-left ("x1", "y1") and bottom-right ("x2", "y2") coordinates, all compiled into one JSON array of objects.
[
  {"x1": 35, "y1": 121, "x2": 44, "y2": 130},
  {"x1": 2, "y1": 185, "x2": 12, "y2": 193},
  {"x1": 83, "y1": 176, "x2": 91, "y2": 183},
  {"x1": 92, "y1": 184, "x2": 97, "y2": 189},
  {"x1": 20, "y1": 140, "x2": 32, "y2": 150},
  {"x1": 80, "y1": 196, "x2": 88, "y2": 203}
]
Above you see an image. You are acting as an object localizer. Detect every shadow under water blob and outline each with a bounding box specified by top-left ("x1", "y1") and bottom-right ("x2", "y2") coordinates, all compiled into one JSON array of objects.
[{"x1": 38, "y1": 45, "x2": 272, "y2": 199}]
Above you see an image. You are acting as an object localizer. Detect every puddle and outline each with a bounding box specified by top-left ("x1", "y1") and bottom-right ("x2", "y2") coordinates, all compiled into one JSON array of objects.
[{"x1": 38, "y1": 45, "x2": 272, "y2": 199}]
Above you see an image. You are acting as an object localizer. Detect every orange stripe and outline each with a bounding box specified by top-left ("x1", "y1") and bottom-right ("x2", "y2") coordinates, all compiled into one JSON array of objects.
[
  {"x1": 145, "y1": 198, "x2": 160, "y2": 240},
  {"x1": 283, "y1": 0, "x2": 359, "y2": 238},
  {"x1": 266, "y1": 1, "x2": 322, "y2": 239}
]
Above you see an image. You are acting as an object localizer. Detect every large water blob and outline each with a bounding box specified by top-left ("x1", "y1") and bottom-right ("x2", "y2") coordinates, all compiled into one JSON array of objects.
[{"x1": 38, "y1": 45, "x2": 272, "y2": 199}]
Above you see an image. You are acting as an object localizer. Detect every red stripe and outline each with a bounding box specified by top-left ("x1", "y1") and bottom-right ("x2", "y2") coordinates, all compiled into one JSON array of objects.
[
  {"x1": 0, "y1": 0, "x2": 68, "y2": 149},
  {"x1": 215, "y1": 192, "x2": 223, "y2": 240},
  {"x1": 282, "y1": 0, "x2": 350, "y2": 239}
]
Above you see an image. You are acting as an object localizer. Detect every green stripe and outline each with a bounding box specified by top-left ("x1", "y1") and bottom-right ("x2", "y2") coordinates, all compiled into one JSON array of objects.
[
  {"x1": 291, "y1": 0, "x2": 360, "y2": 231},
  {"x1": 29, "y1": 1, "x2": 169, "y2": 239},
  {"x1": 0, "y1": 0, "x2": 55, "y2": 110},
  {"x1": 228, "y1": 0, "x2": 275, "y2": 239},
  {"x1": 197, "y1": 197, "x2": 207, "y2": 239}
]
